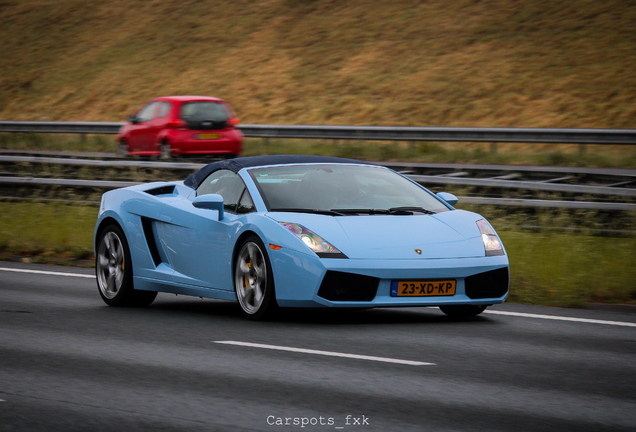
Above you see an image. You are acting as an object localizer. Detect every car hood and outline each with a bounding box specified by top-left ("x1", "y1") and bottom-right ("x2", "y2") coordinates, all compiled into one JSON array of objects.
[{"x1": 266, "y1": 210, "x2": 487, "y2": 260}]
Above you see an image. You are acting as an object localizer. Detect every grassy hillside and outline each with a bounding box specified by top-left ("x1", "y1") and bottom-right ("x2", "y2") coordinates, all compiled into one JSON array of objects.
[{"x1": 1, "y1": 0, "x2": 635, "y2": 128}]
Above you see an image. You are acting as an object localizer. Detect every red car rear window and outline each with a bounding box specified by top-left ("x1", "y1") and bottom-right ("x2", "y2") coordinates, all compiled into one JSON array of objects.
[{"x1": 180, "y1": 102, "x2": 229, "y2": 122}]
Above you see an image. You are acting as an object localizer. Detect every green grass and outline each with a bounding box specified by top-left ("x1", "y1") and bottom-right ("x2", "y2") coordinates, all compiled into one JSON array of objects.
[
  {"x1": 1, "y1": 201, "x2": 634, "y2": 306},
  {"x1": 499, "y1": 230, "x2": 636, "y2": 307},
  {"x1": 0, "y1": 202, "x2": 96, "y2": 260},
  {"x1": 241, "y1": 138, "x2": 636, "y2": 168},
  {"x1": 0, "y1": 133, "x2": 118, "y2": 153},
  {"x1": 3, "y1": 133, "x2": 636, "y2": 168}
]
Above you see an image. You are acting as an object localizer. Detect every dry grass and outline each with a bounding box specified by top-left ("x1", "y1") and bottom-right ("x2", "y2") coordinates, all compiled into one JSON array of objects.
[{"x1": 1, "y1": 0, "x2": 635, "y2": 129}]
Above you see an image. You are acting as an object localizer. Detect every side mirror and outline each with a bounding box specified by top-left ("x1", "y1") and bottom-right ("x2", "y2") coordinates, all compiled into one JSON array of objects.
[
  {"x1": 193, "y1": 194, "x2": 224, "y2": 220},
  {"x1": 437, "y1": 192, "x2": 458, "y2": 206},
  {"x1": 127, "y1": 115, "x2": 139, "y2": 124}
]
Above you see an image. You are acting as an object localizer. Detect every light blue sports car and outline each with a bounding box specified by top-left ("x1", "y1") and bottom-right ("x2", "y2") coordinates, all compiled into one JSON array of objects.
[{"x1": 94, "y1": 155, "x2": 509, "y2": 320}]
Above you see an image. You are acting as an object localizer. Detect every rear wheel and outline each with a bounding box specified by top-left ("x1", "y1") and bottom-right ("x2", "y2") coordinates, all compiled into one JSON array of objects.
[
  {"x1": 160, "y1": 140, "x2": 171, "y2": 159},
  {"x1": 234, "y1": 236, "x2": 278, "y2": 320},
  {"x1": 96, "y1": 224, "x2": 157, "y2": 307},
  {"x1": 439, "y1": 305, "x2": 487, "y2": 317}
]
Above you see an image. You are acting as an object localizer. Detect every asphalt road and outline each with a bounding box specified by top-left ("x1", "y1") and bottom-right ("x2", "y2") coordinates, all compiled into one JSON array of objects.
[{"x1": 1, "y1": 261, "x2": 635, "y2": 432}]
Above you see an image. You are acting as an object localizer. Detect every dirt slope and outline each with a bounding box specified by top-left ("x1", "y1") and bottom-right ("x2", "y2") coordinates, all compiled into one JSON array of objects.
[{"x1": 1, "y1": 0, "x2": 634, "y2": 127}]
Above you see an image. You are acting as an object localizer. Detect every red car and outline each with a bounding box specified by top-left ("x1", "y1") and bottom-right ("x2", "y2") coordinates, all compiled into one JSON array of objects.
[{"x1": 118, "y1": 96, "x2": 243, "y2": 158}]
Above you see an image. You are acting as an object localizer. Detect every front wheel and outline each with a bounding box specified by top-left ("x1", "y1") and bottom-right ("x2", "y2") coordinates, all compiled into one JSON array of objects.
[
  {"x1": 96, "y1": 224, "x2": 157, "y2": 307},
  {"x1": 234, "y1": 236, "x2": 278, "y2": 320},
  {"x1": 439, "y1": 305, "x2": 487, "y2": 317},
  {"x1": 118, "y1": 139, "x2": 128, "y2": 157}
]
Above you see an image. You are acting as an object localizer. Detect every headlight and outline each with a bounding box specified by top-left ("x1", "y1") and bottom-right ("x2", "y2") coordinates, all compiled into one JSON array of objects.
[
  {"x1": 476, "y1": 219, "x2": 504, "y2": 256},
  {"x1": 280, "y1": 223, "x2": 344, "y2": 256}
]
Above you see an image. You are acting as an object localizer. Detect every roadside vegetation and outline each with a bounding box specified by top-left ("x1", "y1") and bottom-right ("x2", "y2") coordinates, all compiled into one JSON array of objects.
[{"x1": 2, "y1": 133, "x2": 636, "y2": 168}]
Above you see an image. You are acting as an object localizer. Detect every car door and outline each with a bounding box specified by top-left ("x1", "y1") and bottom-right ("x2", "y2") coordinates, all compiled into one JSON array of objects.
[
  {"x1": 144, "y1": 101, "x2": 172, "y2": 153},
  {"x1": 156, "y1": 170, "x2": 254, "y2": 291},
  {"x1": 128, "y1": 101, "x2": 159, "y2": 152}
]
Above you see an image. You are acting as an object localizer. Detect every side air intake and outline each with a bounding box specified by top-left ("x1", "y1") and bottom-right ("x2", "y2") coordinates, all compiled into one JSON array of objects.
[
  {"x1": 145, "y1": 185, "x2": 175, "y2": 196},
  {"x1": 141, "y1": 217, "x2": 162, "y2": 267}
]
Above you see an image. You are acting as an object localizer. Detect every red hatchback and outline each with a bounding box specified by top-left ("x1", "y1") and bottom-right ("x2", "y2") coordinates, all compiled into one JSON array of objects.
[{"x1": 118, "y1": 96, "x2": 243, "y2": 158}]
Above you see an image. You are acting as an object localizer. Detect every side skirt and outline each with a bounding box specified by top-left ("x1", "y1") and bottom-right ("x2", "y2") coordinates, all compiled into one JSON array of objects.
[{"x1": 133, "y1": 276, "x2": 237, "y2": 301}]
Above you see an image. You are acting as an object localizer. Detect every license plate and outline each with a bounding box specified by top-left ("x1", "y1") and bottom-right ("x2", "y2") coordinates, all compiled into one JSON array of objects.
[
  {"x1": 391, "y1": 280, "x2": 456, "y2": 297},
  {"x1": 197, "y1": 133, "x2": 220, "y2": 140}
]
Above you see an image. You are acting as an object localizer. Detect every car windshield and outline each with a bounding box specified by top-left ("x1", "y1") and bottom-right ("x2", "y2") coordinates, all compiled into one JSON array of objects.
[
  {"x1": 180, "y1": 102, "x2": 229, "y2": 122},
  {"x1": 249, "y1": 164, "x2": 449, "y2": 214}
]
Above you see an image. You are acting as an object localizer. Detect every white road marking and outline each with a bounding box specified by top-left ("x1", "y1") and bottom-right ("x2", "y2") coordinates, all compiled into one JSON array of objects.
[
  {"x1": 0, "y1": 267, "x2": 95, "y2": 279},
  {"x1": 213, "y1": 341, "x2": 434, "y2": 366},
  {"x1": 484, "y1": 310, "x2": 636, "y2": 327}
]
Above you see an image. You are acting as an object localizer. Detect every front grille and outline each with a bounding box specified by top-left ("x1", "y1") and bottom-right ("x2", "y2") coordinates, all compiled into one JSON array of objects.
[
  {"x1": 317, "y1": 271, "x2": 379, "y2": 302},
  {"x1": 465, "y1": 267, "x2": 509, "y2": 299}
]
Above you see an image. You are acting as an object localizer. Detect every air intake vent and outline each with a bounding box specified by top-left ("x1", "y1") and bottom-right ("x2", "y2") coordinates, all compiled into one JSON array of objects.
[
  {"x1": 317, "y1": 271, "x2": 379, "y2": 302},
  {"x1": 145, "y1": 185, "x2": 175, "y2": 196},
  {"x1": 465, "y1": 267, "x2": 509, "y2": 299},
  {"x1": 141, "y1": 217, "x2": 162, "y2": 267}
]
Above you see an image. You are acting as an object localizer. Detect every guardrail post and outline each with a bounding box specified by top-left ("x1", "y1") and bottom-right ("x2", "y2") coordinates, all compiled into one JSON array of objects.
[
  {"x1": 490, "y1": 142, "x2": 498, "y2": 154},
  {"x1": 579, "y1": 143, "x2": 586, "y2": 156}
]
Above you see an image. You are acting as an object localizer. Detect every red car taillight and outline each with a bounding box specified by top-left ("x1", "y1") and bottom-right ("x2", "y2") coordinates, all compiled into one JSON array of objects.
[
  {"x1": 227, "y1": 118, "x2": 240, "y2": 128},
  {"x1": 168, "y1": 119, "x2": 187, "y2": 129}
]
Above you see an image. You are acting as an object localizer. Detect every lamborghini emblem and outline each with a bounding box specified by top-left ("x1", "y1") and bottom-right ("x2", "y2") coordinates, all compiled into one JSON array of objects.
[{"x1": 414, "y1": 249, "x2": 422, "y2": 255}]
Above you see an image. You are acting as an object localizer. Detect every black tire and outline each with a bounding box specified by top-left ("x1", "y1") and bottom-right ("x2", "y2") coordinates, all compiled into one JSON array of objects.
[
  {"x1": 234, "y1": 235, "x2": 278, "y2": 320},
  {"x1": 439, "y1": 305, "x2": 487, "y2": 317},
  {"x1": 118, "y1": 139, "x2": 128, "y2": 157},
  {"x1": 160, "y1": 141, "x2": 171, "y2": 159},
  {"x1": 95, "y1": 224, "x2": 157, "y2": 307}
]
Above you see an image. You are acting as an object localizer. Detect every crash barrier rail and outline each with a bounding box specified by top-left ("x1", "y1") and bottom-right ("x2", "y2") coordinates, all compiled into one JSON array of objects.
[
  {"x1": 1, "y1": 154, "x2": 635, "y2": 198},
  {"x1": 2, "y1": 174, "x2": 635, "y2": 211},
  {"x1": 1, "y1": 120, "x2": 636, "y2": 145}
]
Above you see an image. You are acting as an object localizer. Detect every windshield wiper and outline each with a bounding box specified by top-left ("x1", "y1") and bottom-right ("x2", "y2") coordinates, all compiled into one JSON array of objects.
[
  {"x1": 330, "y1": 208, "x2": 391, "y2": 215},
  {"x1": 331, "y1": 207, "x2": 436, "y2": 215},
  {"x1": 270, "y1": 208, "x2": 345, "y2": 216},
  {"x1": 388, "y1": 206, "x2": 436, "y2": 215}
]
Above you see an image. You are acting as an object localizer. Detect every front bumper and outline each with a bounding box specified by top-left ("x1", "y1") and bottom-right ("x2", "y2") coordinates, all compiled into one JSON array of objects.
[{"x1": 270, "y1": 248, "x2": 509, "y2": 308}]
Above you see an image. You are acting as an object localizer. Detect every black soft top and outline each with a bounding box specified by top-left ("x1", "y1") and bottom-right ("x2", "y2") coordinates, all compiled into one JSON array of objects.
[{"x1": 184, "y1": 155, "x2": 371, "y2": 189}]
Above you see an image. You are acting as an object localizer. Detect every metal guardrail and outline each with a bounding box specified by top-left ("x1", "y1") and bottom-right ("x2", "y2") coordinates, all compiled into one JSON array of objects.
[
  {"x1": 408, "y1": 175, "x2": 636, "y2": 197},
  {"x1": 2, "y1": 176, "x2": 635, "y2": 210},
  {"x1": 0, "y1": 155, "x2": 204, "y2": 170},
  {"x1": 0, "y1": 121, "x2": 124, "y2": 135},
  {"x1": 0, "y1": 176, "x2": 139, "y2": 189},
  {"x1": 1, "y1": 121, "x2": 636, "y2": 144},
  {"x1": 2, "y1": 155, "x2": 635, "y2": 197},
  {"x1": 2, "y1": 152, "x2": 635, "y2": 178}
]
